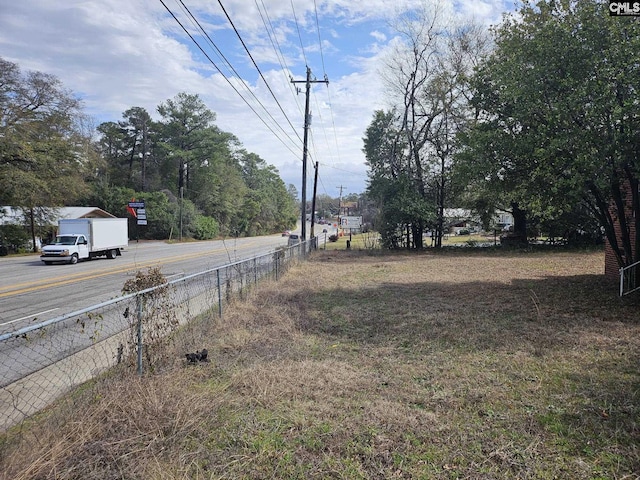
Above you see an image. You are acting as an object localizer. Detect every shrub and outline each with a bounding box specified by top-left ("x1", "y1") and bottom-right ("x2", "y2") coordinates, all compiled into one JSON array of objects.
[
  {"x1": 0, "y1": 224, "x2": 30, "y2": 253},
  {"x1": 193, "y1": 215, "x2": 219, "y2": 240}
]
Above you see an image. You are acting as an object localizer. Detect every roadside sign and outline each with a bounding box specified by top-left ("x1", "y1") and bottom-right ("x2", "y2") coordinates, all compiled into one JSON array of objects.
[
  {"x1": 137, "y1": 220, "x2": 148, "y2": 225},
  {"x1": 340, "y1": 216, "x2": 363, "y2": 228},
  {"x1": 128, "y1": 201, "x2": 145, "y2": 209}
]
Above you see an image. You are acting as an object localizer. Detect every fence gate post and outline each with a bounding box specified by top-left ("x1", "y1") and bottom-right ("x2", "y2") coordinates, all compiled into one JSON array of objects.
[{"x1": 136, "y1": 295, "x2": 144, "y2": 376}]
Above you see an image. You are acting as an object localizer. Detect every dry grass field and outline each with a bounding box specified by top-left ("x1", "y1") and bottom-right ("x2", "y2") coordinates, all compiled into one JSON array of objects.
[{"x1": 1, "y1": 248, "x2": 639, "y2": 479}]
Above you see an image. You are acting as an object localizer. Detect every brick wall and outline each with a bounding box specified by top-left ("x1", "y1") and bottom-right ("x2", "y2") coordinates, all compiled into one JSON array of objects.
[{"x1": 604, "y1": 179, "x2": 637, "y2": 278}]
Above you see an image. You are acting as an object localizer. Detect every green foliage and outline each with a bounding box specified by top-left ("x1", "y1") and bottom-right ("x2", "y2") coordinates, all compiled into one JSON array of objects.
[
  {"x1": 457, "y1": 0, "x2": 639, "y2": 264},
  {"x1": 0, "y1": 57, "x2": 95, "y2": 251},
  {"x1": 138, "y1": 191, "x2": 181, "y2": 240},
  {"x1": 90, "y1": 92, "x2": 299, "y2": 239},
  {"x1": 1, "y1": 56, "x2": 311, "y2": 241},
  {"x1": 233, "y1": 151, "x2": 298, "y2": 236},
  {"x1": 365, "y1": 110, "x2": 431, "y2": 249},
  {"x1": 374, "y1": 174, "x2": 434, "y2": 249},
  {"x1": 0, "y1": 224, "x2": 30, "y2": 252},
  {"x1": 192, "y1": 215, "x2": 219, "y2": 240},
  {"x1": 80, "y1": 181, "x2": 137, "y2": 218}
]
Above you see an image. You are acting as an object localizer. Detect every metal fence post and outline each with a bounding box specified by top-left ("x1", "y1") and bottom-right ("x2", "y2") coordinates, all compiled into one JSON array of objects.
[
  {"x1": 136, "y1": 294, "x2": 144, "y2": 376},
  {"x1": 217, "y1": 268, "x2": 222, "y2": 318},
  {"x1": 254, "y1": 257, "x2": 258, "y2": 285}
]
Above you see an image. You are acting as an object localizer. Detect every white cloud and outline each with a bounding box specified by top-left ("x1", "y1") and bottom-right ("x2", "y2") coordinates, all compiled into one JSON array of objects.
[
  {"x1": 0, "y1": 0, "x2": 514, "y2": 195},
  {"x1": 370, "y1": 30, "x2": 387, "y2": 42}
]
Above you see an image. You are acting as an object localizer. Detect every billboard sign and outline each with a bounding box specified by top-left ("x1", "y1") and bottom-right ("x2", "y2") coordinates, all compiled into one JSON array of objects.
[{"x1": 340, "y1": 216, "x2": 363, "y2": 229}]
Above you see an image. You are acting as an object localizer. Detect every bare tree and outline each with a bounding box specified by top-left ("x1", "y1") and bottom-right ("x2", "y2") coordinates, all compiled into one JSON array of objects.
[{"x1": 378, "y1": 2, "x2": 488, "y2": 248}]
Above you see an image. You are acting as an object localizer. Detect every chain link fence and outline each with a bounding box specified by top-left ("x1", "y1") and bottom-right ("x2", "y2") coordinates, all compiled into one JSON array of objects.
[{"x1": 0, "y1": 239, "x2": 316, "y2": 431}]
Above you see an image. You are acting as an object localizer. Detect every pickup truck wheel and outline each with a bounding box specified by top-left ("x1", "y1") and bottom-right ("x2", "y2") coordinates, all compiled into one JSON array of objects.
[
  {"x1": 107, "y1": 249, "x2": 117, "y2": 259},
  {"x1": 69, "y1": 254, "x2": 79, "y2": 265}
]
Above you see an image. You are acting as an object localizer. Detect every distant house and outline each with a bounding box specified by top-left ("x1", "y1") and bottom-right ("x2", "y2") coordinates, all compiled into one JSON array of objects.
[
  {"x1": 52, "y1": 207, "x2": 117, "y2": 220},
  {"x1": 441, "y1": 209, "x2": 513, "y2": 234},
  {"x1": 442, "y1": 209, "x2": 477, "y2": 234},
  {"x1": 0, "y1": 206, "x2": 116, "y2": 225}
]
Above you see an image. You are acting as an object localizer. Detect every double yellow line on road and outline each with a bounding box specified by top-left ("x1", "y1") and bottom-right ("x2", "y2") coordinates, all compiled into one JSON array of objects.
[{"x1": 0, "y1": 244, "x2": 251, "y2": 298}]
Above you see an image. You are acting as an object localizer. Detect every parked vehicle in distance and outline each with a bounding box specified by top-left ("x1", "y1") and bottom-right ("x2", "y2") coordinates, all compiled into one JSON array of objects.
[
  {"x1": 282, "y1": 230, "x2": 291, "y2": 236},
  {"x1": 40, "y1": 218, "x2": 128, "y2": 265},
  {"x1": 287, "y1": 234, "x2": 300, "y2": 246}
]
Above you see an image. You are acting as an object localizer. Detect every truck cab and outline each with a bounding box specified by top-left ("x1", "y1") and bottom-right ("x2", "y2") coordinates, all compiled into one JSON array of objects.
[{"x1": 41, "y1": 234, "x2": 89, "y2": 264}]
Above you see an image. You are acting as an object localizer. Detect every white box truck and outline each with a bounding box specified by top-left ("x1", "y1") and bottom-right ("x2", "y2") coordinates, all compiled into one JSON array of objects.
[{"x1": 40, "y1": 218, "x2": 128, "y2": 265}]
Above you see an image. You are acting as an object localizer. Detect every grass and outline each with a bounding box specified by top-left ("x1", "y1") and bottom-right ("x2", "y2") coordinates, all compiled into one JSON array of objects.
[
  {"x1": 1, "y1": 248, "x2": 639, "y2": 479},
  {"x1": 321, "y1": 231, "x2": 503, "y2": 249}
]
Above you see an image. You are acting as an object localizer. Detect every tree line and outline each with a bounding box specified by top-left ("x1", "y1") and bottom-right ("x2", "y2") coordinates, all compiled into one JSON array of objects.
[
  {"x1": 364, "y1": 0, "x2": 639, "y2": 270},
  {"x1": 0, "y1": 59, "x2": 298, "y2": 249}
]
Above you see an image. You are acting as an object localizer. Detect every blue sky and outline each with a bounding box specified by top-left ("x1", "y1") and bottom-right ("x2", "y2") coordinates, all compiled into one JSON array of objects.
[{"x1": 0, "y1": 0, "x2": 516, "y2": 198}]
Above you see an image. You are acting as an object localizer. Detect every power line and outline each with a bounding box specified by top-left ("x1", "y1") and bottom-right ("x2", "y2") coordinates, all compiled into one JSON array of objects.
[
  {"x1": 216, "y1": 0, "x2": 302, "y2": 144},
  {"x1": 255, "y1": 0, "x2": 304, "y2": 116},
  {"x1": 176, "y1": 0, "x2": 301, "y2": 153},
  {"x1": 308, "y1": 1, "x2": 344, "y2": 186},
  {"x1": 159, "y1": 0, "x2": 302, "y2": 160},
  {"x1": 162, "y1": 0, "x2": 363, "y2": 192},
  {"x1": 290, "y1": 0, "x2": 308, "y2": 67},
  {"x1": 313, "y1": 0, "x2": 327, "y2": 76}
]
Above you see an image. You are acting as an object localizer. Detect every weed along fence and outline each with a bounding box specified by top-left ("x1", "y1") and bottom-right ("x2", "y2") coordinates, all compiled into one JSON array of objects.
[{"x1": 0, "y1": 239, "x2": 317, "y2": 432}]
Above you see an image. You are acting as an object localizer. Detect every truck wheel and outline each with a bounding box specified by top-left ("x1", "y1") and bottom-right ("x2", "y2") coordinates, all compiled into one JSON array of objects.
[
  {"x1": 107, "y1": 249, "x2": 117, "y2": 259},
  {"x1": 69, "y1": 254, "x2": 79, "y2": 265},
  {"x1": 44, "y1": 261, "x2": 52, "y2": 265}
]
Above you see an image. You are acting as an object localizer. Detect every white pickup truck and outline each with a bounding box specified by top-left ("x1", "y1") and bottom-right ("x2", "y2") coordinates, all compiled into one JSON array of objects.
[{"x1": 40, "y1": 218, "x2": 128, "y2": 265}]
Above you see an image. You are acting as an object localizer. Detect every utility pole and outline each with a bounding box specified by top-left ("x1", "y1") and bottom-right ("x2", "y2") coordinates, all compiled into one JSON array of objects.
[
  {"x1": 337, "y1": 184, "x2": 345, "y2": 213},
  {"x1": 291, "y1": 67, "x2": 328, "y2": 241},
  {"x1": 179, "y1": 161, "x2": 185, "y2": 242},
  {"x1": 337, "y1": 185, "x2": 344, "y2": 236}
]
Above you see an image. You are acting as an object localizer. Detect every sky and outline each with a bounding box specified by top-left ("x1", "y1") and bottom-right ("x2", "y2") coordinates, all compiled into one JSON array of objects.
[{"x1": 0, "y1": 0, "x2": 516, "y2": 199}]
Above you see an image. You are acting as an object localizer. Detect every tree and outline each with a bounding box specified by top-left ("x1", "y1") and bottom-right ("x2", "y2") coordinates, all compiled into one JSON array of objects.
[
  {"x1": 121, "y1": 107, "x2": 155, "y2": 191},
  {"x1": 155, "y1": 92, "x2": 217, "y2": 193},
  {"x1": 237, "y1": 151, "x2": 298, "y2": 235},
  {"x1": 287, "y1": 184, "x2": 298, "y2": 203},
  {"x1": 371, "y1": 4, "x2": 486, "y2": 248},
  {"x1": 0, "y1": 57, "x2": 92, "y2": 251},
  {"x1": 154, "y1": 93, "x2": 249, "y2": 236},
  {"x1": 365, "y1": 109, "x2": 433, "y2": 248},
  {"x1": 457, "y1": 0, "x2": 639, "y2": 264},
  {"x1": 93, "y1": 92, "x2": 297, "y2": 239}
]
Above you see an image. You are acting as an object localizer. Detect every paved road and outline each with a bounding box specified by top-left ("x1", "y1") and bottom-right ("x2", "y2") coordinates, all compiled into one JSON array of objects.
[{"x1": 0, "y1": 234, "x2": 290, "y2": 336}]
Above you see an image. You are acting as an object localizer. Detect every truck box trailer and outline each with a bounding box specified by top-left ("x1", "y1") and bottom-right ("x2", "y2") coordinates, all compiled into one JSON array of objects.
[{"x1": 40, "y1": 218, "x2": 128, "y2": 265}]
